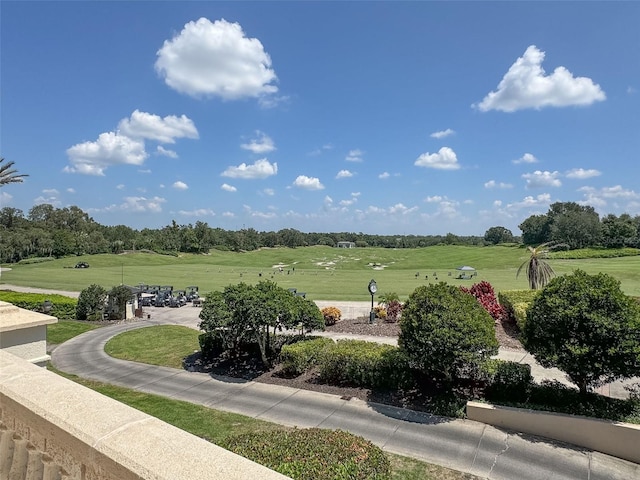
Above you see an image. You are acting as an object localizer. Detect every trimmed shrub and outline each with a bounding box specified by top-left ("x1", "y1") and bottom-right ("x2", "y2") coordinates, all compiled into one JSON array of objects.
[
  {"x1": 497, "y1": 290, "x2": 539, "y2": 330},
  {"x1": 523, "y1": 270, "x2": 640, "y2": 395},
  {"x1": 0, "y1": 291, "x2": 77, "y2": 320},
  {"x1": 482, "y1": 359, "x2": 532, "y2": 402},
  {"x1": 321, "y1": 306, "x2": 341, "y2": 326},
  {"x1": 524, "y1": 380, "x2": 640, "y2": 423},
  {"x1": 548, "y1": 247, "x2": 640, "y2": 259},
  {"x1": 280, "y1": 337, "x2": 335, "y2": 376},
  {"x1": 317, "y1": 340, "x2": 401, "y2": 389},
  {"x1": 220, "y1": 428, "x2": 391, "y2": 480},
  {"x1": 399, "y1": 283, "x2": 498, "y2": 383}
]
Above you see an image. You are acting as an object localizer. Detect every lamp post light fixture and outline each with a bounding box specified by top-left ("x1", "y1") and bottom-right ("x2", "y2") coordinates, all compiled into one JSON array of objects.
[{"x1": 367, "y1": 279, "x2": 377, "y2": 324}]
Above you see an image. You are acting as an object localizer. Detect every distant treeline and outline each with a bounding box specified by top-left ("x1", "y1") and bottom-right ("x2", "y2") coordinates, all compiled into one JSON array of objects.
[{"x1": 1, "y1": 201, "x2": 638, "y2": 264}]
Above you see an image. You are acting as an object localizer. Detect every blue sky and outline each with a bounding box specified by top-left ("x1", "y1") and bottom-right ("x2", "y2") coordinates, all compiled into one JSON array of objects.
[{"x1": 2, "y1": 1, "x2": 639, "y2": 235}]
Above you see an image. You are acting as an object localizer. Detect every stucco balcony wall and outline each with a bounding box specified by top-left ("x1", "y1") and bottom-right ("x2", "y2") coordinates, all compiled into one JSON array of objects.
[{"x1": 0, "y1": 301, "x2": 57, "y2": 367}]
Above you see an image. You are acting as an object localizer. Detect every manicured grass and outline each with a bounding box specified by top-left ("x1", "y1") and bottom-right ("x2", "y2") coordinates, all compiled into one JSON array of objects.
[
  {"x1": 51, "y1": 367, "x2": 477, "y2": 479},
  {"x1": 388, "y1": 453, "x2": 481, "y2": 480},
  {"x1": 47, "y1": 320, "x2": 101, "y2": 345},
  {"x1": 105, "y1": 325, "x2": 200, "y2": 369},
  {"x1": 3, "y1": 245, "x2": 639, "y2": 298}
]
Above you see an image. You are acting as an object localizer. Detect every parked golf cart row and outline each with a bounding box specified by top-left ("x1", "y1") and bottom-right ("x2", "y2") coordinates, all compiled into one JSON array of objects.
[{"x1": 137, "y1": 284, "x2": 200, "y2": 308}]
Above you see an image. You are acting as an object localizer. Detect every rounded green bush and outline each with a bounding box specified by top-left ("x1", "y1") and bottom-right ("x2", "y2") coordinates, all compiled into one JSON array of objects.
[
  {"x1": 523, "y1": 269, "x2": 640, "y2": 395},
  {"x1": 399, "y1": 282, "x2": 498, "y2": 382}
]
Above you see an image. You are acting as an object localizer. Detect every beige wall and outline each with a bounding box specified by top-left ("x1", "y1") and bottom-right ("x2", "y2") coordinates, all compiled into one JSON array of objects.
[
  {"x1": 467, "y1": 401, "x2": 640, "y2": 464},
  {"x1": 0, "y1": 350, "x2": 290, "y2": 480},
  {"x1": 0, "y1": 301, "x2": 56, "y2": 366}
]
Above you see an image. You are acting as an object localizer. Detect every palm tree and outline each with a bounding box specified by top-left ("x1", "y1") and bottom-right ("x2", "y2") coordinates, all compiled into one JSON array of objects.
[
  {"x1": 0, "y1": 158, "x2": 28, "y2": 186},
  {"x1": 516, "y1": 242, "x2": 556, "y2": 289}
]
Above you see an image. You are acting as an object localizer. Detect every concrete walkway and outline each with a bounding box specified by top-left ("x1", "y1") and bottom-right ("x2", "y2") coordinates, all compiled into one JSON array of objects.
[{"x1": 50, "y1": 306, "x2": 640, "y2": 480}]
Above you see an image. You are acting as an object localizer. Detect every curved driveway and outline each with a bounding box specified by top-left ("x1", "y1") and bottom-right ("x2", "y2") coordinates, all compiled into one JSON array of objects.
[{"x1": 51, "y1": 307, "x2": 639, "y2": 480}]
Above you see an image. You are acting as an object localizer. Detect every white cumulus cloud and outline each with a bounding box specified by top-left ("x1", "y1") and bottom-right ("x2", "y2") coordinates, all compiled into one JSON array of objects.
[
  {"x1": 65, "y1": 132, "x2": 147, "y2": 176},
  {"x1": 293, "y1": 175, "x2": 324, "y2": 190},
  {"x1": 336, "y1": 169, "x2": 354, "y2": 179},
  {"x1": 415, "y1": 147, "x2": 460, "y2": 170},
  {"x1": 512, "y1": 153, "x2": 539, "y2": 164},
  {"x1": 221, "y1": 183, "x2": 237, "y2": 192},
  {"x1": 507, "y1": 193, "x2": 552, "y2": 209},
  {"x1": 120, "y1": 196, "x2": 166, "y2": 213},
  {"x1": 378, "y1": 172, "x2": 390, "y2": 180},
  {"x1": 484, "y1": 180, "x2": 513, "y2": 189},
  {"x1": 179, "y1": 209, "x2": 216, "y2": 217},
  {"x1": 522, "y1": 170, "x2": 562, "y2": 189},
  {"x1": 155, "y1": 18, "x2": 278, "y2": 100},
  {"x1": 565, "y1": 168, "x2": 601, "y2": 179},
  {"x1": 118, "y1": 110, "x2": 198, "y2": 143},
  {"x1": 241, "y1": 131, "x2": 276, "y2": 154},
  {"x1": 173, "y1": 181, "x2": 188, "y2": 190},
  {"x1": 221, "y1": 158, "x2": 277, "y2": 179},
  {"x1": 430, "y1": 128, "x2": 455, "y2": 139},
  {"x1": 476, "y1": 45, "x2": 605, "y2": 112}
]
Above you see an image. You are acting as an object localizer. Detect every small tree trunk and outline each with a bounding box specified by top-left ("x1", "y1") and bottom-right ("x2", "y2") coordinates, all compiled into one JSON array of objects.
[{"x1": 578, "y1": 379, "x2": 589, "y2": 396}]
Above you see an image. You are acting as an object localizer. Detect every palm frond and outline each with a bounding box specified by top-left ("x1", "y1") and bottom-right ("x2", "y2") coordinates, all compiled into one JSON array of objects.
[{"x1": 0, "y1": 158, "x2": 29, "y2": 186}]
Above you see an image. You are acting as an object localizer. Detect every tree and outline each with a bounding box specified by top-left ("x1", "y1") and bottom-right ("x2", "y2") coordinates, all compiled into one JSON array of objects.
[
  {"x1": 601, "y1": 213, "x2": 637, "y2": 248},
  {"x1": 548, "y1": 202, "x2": 601, "y2": 249},
  {"x1": 518, "y1": 214, "x2": 552, "y2": 246},
  {"x1": 516, "y1": 243, "x2": 555, "y2": 289},
  {"x1": 484, "y1": 226, "x2": 514, "y2": 245},
  {"x1": 523, "y1": 270, "x2": 640, "y2": 395},
  {"x1": 398, "y1": 283, "x2": 498, "y2": 382},
  {"x1": 0, "y1": 158, "x2": 28, "y2": 186},
  {"x1": 107, "y1": 285, "x2": 134, "y2": 320},
  {"x1": 76, "y1": 284, "x2": 108, "y2": 320},
  {"x1": 199, "y1": 281, "x2": 324, "y2": 368}
]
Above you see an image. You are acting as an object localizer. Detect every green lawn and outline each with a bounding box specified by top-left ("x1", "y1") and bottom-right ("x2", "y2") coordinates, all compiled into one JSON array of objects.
[
  {"x1": 105, "y1": 325, "x2": 200, "y2": 369},
  {"x1": 47, "y1": 320, "x2": 101, "y2": 345},
  {"x1": 4, "y1": 245, "x2": 640, "y2": 299}
]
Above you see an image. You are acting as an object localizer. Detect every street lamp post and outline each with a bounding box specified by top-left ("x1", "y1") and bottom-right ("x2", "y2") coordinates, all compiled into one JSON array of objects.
[{"x1": 367, "y1": 279, "x2": 377, "y2": 324}]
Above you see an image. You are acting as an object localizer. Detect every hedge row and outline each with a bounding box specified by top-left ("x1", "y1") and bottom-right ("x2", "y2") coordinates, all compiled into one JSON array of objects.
[
  {"x1": 317, "y1": 340, "x2": 410, "y2": 389},
  {"x1": 281, "y1": 338, "x2": 412, "y2": 390},
  {"x1": 280, "y1": 337, "x2": 335, "y2": 376},
  {"x1": 548, "y1": 247, "x2": 640, "y2": 259},
  {"x1": 481, "y1": 359, "x2": 533, "y2": 402},
  {"x1": 220, "y1": 428, "x2": 391, "y2": 480},
  {"x1": 0, "y1": 291, "x2": 77, "y2": 320},
  {"x1": 497, "y1": 290, "x2": 539, "y2": 330}
]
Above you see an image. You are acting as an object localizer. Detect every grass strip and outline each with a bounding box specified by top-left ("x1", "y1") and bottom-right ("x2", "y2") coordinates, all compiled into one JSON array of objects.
[{"x1": 47, "y1": 320, "x2": 101, "y2": 345}]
